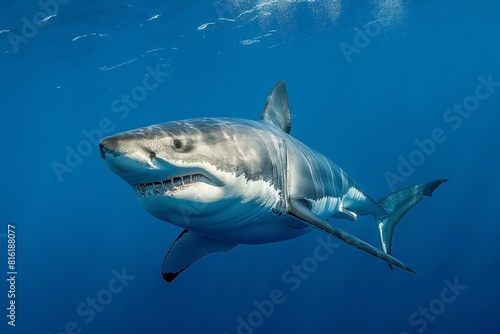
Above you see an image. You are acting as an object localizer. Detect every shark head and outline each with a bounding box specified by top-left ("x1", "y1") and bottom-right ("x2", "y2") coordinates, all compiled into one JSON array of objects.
[{"x1": 99, "y1": 118, "x2": 289, "y2": 230}]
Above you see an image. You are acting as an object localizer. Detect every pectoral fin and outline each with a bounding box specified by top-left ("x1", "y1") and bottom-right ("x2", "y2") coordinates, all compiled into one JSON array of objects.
[
  {"x1": 289, "y1": 199, "x2": 416, "y2": 273},
  {"x1": 162, "y1": 229, "x2": 237, "y2": 283}
]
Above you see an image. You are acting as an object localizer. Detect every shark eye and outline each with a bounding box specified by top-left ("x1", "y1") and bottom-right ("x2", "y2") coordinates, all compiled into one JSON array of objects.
[{"x1": 173, "y1": 139, "x2": 183, "y2": 149}]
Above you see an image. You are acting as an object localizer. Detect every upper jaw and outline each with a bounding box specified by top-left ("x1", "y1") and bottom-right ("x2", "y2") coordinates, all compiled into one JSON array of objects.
[
  {"x1": 134, "y1": 173, "x2": 213, "y2": 198},
  {"x1": 131, "y1": 159, "x2": 221, "y2": 188},
  {"x1": 103, "y1": 152, "x2": 221, "y2": 192}
]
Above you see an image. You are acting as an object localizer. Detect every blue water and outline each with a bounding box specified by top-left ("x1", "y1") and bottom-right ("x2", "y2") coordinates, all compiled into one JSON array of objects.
[{"x1": 1, "y1": 1, "x2": 500, "y2": 333}]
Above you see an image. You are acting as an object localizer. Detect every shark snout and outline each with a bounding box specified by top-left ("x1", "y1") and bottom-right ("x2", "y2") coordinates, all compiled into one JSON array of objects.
[
  {"x1": 99, "y1": 134, "x2": 171, "y2": 185},
  {"x1": 99, "y1": 141, "x2": 109, "y2": 160},
  {"x1": 99, "y1": 135, "x2": 157, "y2": 165},
  {"x1": 99, "y1": 137, "x2": 121, "y2": 160}
]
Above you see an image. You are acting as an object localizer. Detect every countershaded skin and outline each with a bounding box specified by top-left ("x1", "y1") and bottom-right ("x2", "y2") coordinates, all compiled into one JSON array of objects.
[
  {"x1": 100, "y1": 116, "x2": 367, "y2": 243},
  {"x1": 100, "y1": 81, "x2": 447, "y2": 281}
]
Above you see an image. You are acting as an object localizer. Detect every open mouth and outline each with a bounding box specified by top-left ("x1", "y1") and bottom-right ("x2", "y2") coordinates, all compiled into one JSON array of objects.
[{"x1": 134, "y1": 174, "x2": 204, "y2": 198}]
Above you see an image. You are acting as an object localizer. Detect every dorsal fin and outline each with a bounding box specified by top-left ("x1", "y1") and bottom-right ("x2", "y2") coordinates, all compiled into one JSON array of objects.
[{"x1": 261, "y1": 81, "x2": 291, "y2": 133}]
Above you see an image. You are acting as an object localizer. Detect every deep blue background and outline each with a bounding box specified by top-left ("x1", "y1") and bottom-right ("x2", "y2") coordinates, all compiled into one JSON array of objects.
[{"x1": 1, "y1": 1, "x2": 499, "y2": 333}]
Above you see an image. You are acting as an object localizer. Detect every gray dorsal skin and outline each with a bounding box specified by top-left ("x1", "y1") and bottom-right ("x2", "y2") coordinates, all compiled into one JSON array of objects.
[
  {"x1": 261, "y1": 81, "x2": 291, "y2": 133},
  {"x1": 99, "y1": 81, "x2": 447, "y2": 282}
]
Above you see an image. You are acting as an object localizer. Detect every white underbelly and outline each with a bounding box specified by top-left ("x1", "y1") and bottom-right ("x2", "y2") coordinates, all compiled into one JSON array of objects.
[{"x1": 167, "y1": 200, "x2": 313, "y2": 244}]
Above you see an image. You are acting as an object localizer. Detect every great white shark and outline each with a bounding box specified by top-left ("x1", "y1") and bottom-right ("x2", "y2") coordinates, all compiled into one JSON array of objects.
[{"x1": 99, "y1": 81, "x2": 447, "y2": 283}]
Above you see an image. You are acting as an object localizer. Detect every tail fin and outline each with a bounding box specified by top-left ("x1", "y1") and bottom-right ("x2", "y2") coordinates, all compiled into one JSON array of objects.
[{"x1": 376, "y1": 179, "x2": 448, "y2": 269}]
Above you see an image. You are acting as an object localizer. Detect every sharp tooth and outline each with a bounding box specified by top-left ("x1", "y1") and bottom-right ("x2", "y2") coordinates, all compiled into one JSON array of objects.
[
  {"x1": 174, "y1": 178, "x2": 183, "y2": 187},
  {"x1": 155, "y1": 183, "x2": 165, "y2": 195},
  {"x1": 137, "y1": 184, "x2": 146, "y2": 197}
]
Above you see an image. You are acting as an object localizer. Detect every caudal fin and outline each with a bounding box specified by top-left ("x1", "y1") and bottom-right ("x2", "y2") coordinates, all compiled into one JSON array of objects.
[{"x1": 376, "y1": 179, "x2": 448, "y2": 269}]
